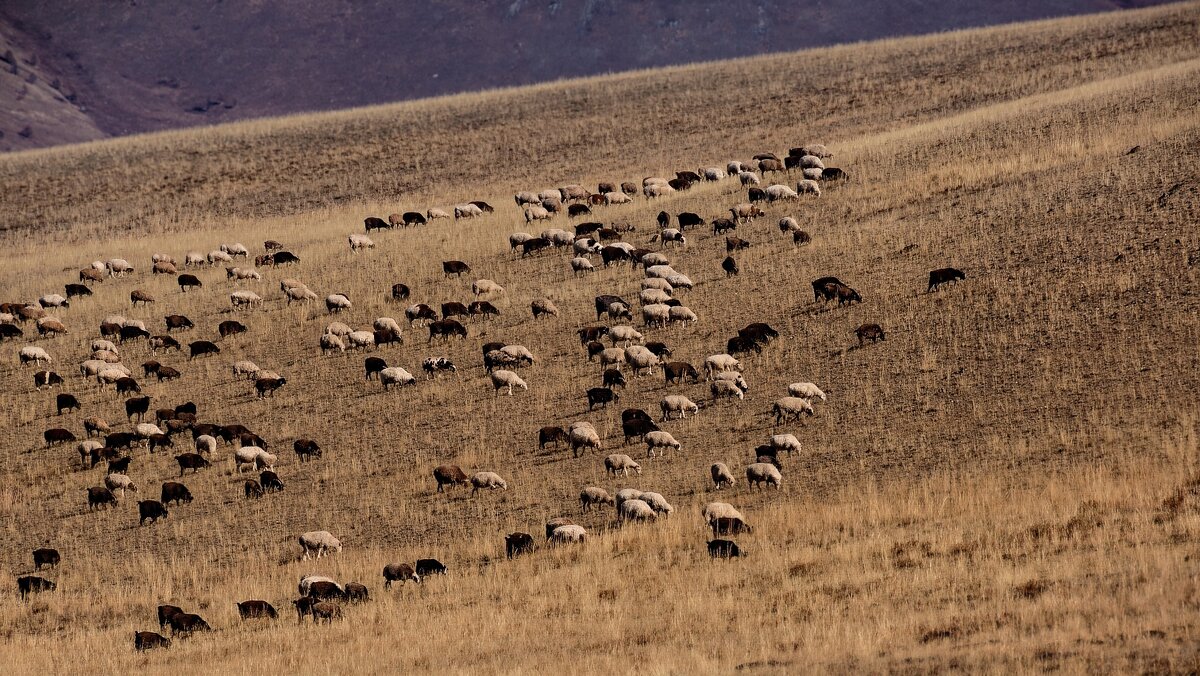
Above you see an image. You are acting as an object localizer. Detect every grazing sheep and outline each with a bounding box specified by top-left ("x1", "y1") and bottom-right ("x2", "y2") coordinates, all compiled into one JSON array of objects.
[
  {"x1": 421, "y1": 357, "x2": 456, "y2": 378},
  {"x1": 802, "y1": 167, "x2": 823, "y2": 181},
  {"x1": 383, "y1": 563, "x2": 420, "y2": 588},
  {"x1": 225, "y1": 267, "x2": 261, "y2": 282},
  {"x1": 104, "y1": 473, "x2": 138, "y2": 497},
  {"x1": 579, "y1": 487, "x2": 614, "y2": 512},
  {"x1": 765, "y1": 184, "x2": 799, "y2": 201},
  {"x1": 230, "y1": 290, "x2": 263, "y2": 308},
  {"x1": 619, "y1": 499, "x2": 657, "y2": 522},
  {"x1": 640, "y1": 289, "x2": 671, "y2": 307},
  {"x1": 320, "y1": 333, "x2": 346, "y2": 354},
  {"x1": 505, "y1": 532, "x2": 535, "y2": 559},
  {"x1": 454, "y1": 203, "x2": 484, "y2": 219},
  {"x1": 433, "y1": 465, "x2": 470, "y2": 492},
  {"x1": 508, "y1": 232, "x2": 534, "y2": 251},
  {"x1": 702, "y1": 502, "x2": 745, "y2": 524},
  {"x1": 106, "y1": 258, "x2": 134, "y2": 276},
  {"x1": 599, "y1": 347, "x2": 626, "y2": 371},
  {"x1": 524, "y1": 205, "x2": 551, "y2": 223},
  {"x1": 704, "y1": 354, "x2": 740, "y2": 378},
  {"x1": 773, "y1": 397, "x2": 814, "y2": 424},
  {"x1": 549, "y1": 524, "x2": 587, "y2": 545},
  {"x1": 667, "y1": 306, "x2": 697, "y2": 325},
  {"x1": 708, "y1": 539, "x2": 742, "y2": 559},
  {"x1": 855, "y1": 323, "x2": 886, "y2": 345},
  {"x1": 664, "y1": 273, "x2": 693, "y2": 290},
  {"x1": 614, "y1": 488, "x2": 644, "y2": 509},
  {"x1": 608, "y1": 325, "x2": 643, "y2": 346},
  {"x1": 237, "y1": 600, "x2": 278, "y2": 620},
  {"x1": 796, "y1": 180, "x2": 821, "y2": 197},
  {"x1": 348, "y1": 234, "x2": 375, "y2": 251},
  {"x1": 470, "y1": 471, "x2": 508, "y2": 492},
  {"x1": 710, "y1": 463, "x2": 736, "y2": 489},
  {"x1": 19, "y1": 346, "x2": 51, "y2": 366},
  {"x1": 787, "y1": 382, "x2": 826, "y2": 402},
  {"x1": 325, "y1": 294, "x2": 352, "y2": 313},
  {"x1": 644, "y1": 430, "x2": 680, "y2": 458},
  {"x1": 714, "y1": 371, "x2": 749, "y2": 393},
  {"x1": 565, "y1": 421, "x2": 600, "y2": 457},
  {"x1": 195, "y1": 435, "x2": 217, "y2": 455},
  {"x1": 738, "y1": 171, "x2": 760, "y2": 187},
  {"x1": 298, "y1": 531, "x2": 343, "y2": 560},
  {"x1": 427, "y1": 208, "x2": 450, "y2": 221},
  {"x1": 471, "y1": 279, "x2": 505, "y2": 297},
  {"x1": 379, "y1": 367, "x2": 417, "y2": 391},
  {"x1": 746, "y1": 463, "x2": 783, "y2": 490},
  {"x1": 768, "y1": 434, "x2": 803, "y2": 456},
  {"x1": 346, "y1": 330, "x2": 375, "y2": 351},
  {"x1": 571, "y1": 257, "x2": 595, "y2": 274},
  {"x1": 587, "y1": 387, "x2": 619, "y2": 410},
  {"x1": 778, "y1": 216, "x2": 800, "y2": 233},
  {"x1": 231, "y1": 360, "x2": 261, "y2": 380},
  {"x1": 639, "y1": 491, "x2": 674, "y2": 517},
  {"x1": 531, "y1": 299, "x2": 559, "y2": 318},
  {"x1": 208, "y1": 250, "x2": 233, "y2": 264},
  {"x1": 604, "y1": 454, "x2": 642, "y2": 477},
  {"x1": 660, "y1": 395, "x2": 699, "y2": 421},
  {"x1": 642, "y1": 303, "x2": 670, "y2": 328},
  {"x1": 490, "y1": 370, "x2": 527, "y2": 396},
  {"x1": 624, "y1": 345, "x2": 661, "y2": 376},
  {"x1": 710, "y1": 380, "x2": 745, "y2": 401}
]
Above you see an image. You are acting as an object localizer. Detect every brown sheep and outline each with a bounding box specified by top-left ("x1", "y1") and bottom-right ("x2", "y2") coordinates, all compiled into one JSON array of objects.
[
  {"x1": 855, "y1": 323, "x2": 886, "y2": 345},
  {"x1": 433, "y1": 464, "x2": 469, "y2": 492}
]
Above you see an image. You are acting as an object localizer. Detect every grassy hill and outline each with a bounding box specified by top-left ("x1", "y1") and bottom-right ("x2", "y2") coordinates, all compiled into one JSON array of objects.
[{"x1": 0, "y1": 3, "x2": 1198, "y2": 672}]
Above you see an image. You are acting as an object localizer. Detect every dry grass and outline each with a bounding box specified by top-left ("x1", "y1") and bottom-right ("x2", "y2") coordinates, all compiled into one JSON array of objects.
[{"x1": 0, "y1": 2, "x2": 1198, "y2": 672}]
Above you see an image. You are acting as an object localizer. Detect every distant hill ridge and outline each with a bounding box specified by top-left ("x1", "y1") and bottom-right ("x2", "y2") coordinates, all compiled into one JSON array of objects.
[{"x1": 0, "y1": 0, "x2": 1172, "y2": 152}]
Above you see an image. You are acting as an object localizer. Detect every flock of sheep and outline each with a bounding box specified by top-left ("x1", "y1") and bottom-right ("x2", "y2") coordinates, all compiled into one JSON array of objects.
[{"x1": 4, "y1": 139, "x2": 970, "y2": 649}]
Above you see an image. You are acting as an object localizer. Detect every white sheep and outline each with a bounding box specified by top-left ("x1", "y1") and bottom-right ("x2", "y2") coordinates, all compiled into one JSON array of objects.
[
  {"x1": 234, "y1": 446, "x2": 265, "y2": 472},
  {"x1": 184, "y1": 252, "x2": 205, "y2": 266},
  {"x1": 455, "y1": 203, "x2": 483, "y2": 219},
  {"x1": 770, "y1": 434, "x2": 803, "y2": 456},
  {"x1": 230, "y1": 290, "x2": 263, "y2": 308},
  {"x1": 639, "y1": 491, "x2": 674, "y2": 517},
  {"x1": 797, "y1": 180, "x2": 822, "y2": 197},
  {"x1": 642, "y1": 303, "x2": 670, "y2": 328},
  {"x1": 231, "y1": 360, "x2": 261, "y2": 379},
  {"x1": 472, "y1": 279, "x2": 505, "y2": 297},
  {"x1": 573, "y1": 238, "x2": 601, "y2": 256},
  {"x1": 608, "y1": 325, "x2": 643, "y2": 346},
  {"x1": 700, "y1": 167, "x2": 726, "y2": 181},
  {"x1": 92, "y1": 350, "x2": 121, "y2": 363},
  {"x1": 579, "y1": 487, "x2": 614, "y2": 511},
  {"x1": 624, "y1": 345, "x2": 661, "y2": 376},
  {"x1": 665, "y1": 273, "x2": 694, "y2": 290},
  {"x1": 714, "y1": 371, "x2": 749, "y2": 393},
  {"x1": 569, "y1": 422, "x2": 601, "y2": 456},
  {"x1": 325, "y1": 294, "x2": 352, "y2": 312},
  {"x1": 642, "y1": 177, "x2": 669, "y2": 187},
  {"x1": 727, "y1": 161, "x2": 745, "y2": 175},
  {"x1": 710, "y1": 380, "x2": 744, "y2": 401},
  {"x1": 605, "y1": 454, "x2": 642, "y2": 477},
  {"x1": 787, "y1": 382, "x2": 827, "y2": 402},
  {"x1": 208, "y1": 250, "x2": 233, "y2": 264},
  {"x1": 765, "y1": 184, "x2": 799, "y2": 201},
  {"x1": 298, "y1": 531, "x2": 343, "y2": 560},
  {"x1": 348, "y1": 234, "x2": 375, "y2": 252},
  {"x1": 96, "y1": 367, "x2": 130, "y2": 384},
  {"x1": 471, "y1": 472, "x2": 508, "y2": 492},
  {"x1": 195, "y1": 435, "x2": 218, "y2": 455},
  {"x1": 710, "y1": 463, "x2": 736, "y2": 489},
  {"x1": 78, "y1": 439, "x2": 103, "y2": 459},
  {"x1": 345, "y1": 330, "x2": 374, "y2": 350},
  {"x1": 379, "y1": 367, "x2": 416, "y2": 391},
  {"x1": 619, "y1": 499, "x2": 657, "y2": 522},
  {"x1": 427, "y1": 208, "x2": 450, "y2": 221},
  {"x1": 19, "y1": 346, "x2": 51, "y2": 366},
  {"x1": 226, "y1": 267, "x2": 262, "y2": 281},
  {"x1": 545, "y1": 229, "x2": 574, "y2": 247},
  {"x1": 614, "y1": 488, "x2": 644, "y2": 508},
  {"x1": 640, "y1": 289, "x2": 671, "y2": 306},
  {"x1": 135, "y1": 423, "x2": 164, "y2": 438},
  {"x1": 325, "y1": 321, "x2": 353, "y2": 337},
  {"x1": 660, "y1": 395, "x2": 699, "y2": 421},
  {"x1": 152, "y1": 253, "x2": 175, "y2": 264},
  {"x1": 773, "y1": 397, "x2": 815, "y2": 423},
  {"x1": 607, "y1": 241, "x2": 635, "y2": 255},
  {"x1": 668, "y1": 306, "x2": 697, "y2": 324},
  {"x1": 746, "y1": 463, "x2": 783, "y2": 490},
  {"x1": 640, "y1": 252, "x2": 670, "y2": 268},
  {"x1": 39, "y1": 294, "x2": 69, "y2": 308},
  {"x1": 802, "y1": 167, "x2": 823, "y2": 181},
  {"x1": 641, "y1": 278, "x2": 673, "y2": 293},
  {"x1": 374, "y1": 317, "x2": 403, "y2": 336},
  {"x1": 658, "y1": 228, "x2": 686, "y2": 248},
  {"x1": 644, "y1": 183, "x2": 675, "y2": 198},
  {"x1": 702, "y1": 502, "x2": 745, "y2": 523},
  {"x1": 221, "y1": 243, "x2": 250, "y2": 257},
  {"x1": 531, "y1": 299, "x2": 559, "y2": 318},
  {"x1": 604, "y1": 191, "x2": 632, "y2": 204},
  {"x1": 799, "y1": 154, "x2": 825, "y2": 170},
  {"x1": 122, "y1": 318, "x2": 147, "y2": 330},
  {"x1": 91, "y1": 339, "x2": 118, "y2": 354},
  {"x1": 538, "y1": 188, "x2": 561, "y2": 202},
  {"x1": 704, "y1": 354, "x2": 740, "y2": 378},
  {"x1": 104, "y1": 473, "x2": 138, "y2": 497},
  {"x1": 286, "y1": 286, "x2": 319, "y2": 304},
  {"x1": 599, "y1": 348, "x2": 626, "y2": 371},
  {"x1": 779, "y1": 216, "x2": 800, "y2": 233},
  {"x1": 509, "y1": 232, "x2": 534, "y2": 251},
  {"x1": 644, "y1": 430, "x2": 680, "y2": 458},
  {"x1": 490, "y1": 370, "x2": 528, "y2": 396},
  {"x1": 106, "y1": 258, "x2": 133, "y2": 276},
  {"x1": 500, "y1": 345, "x2": 535, "y2": 364},
  {"x1": 524, "y1": 206, "x2": 550, "y2": 223},
  {"x1": 738, "y1": 171, "x2": 760, "y2": 186},
  {"x1": 79, "y1": 360, "x2": 108, "y2": 376},
  {"x1": 549, "y1": 524, "x2": 586, "y2": 545},
  {"x1": 514, "y1": 192, "x2": 540, "y2": 206}
]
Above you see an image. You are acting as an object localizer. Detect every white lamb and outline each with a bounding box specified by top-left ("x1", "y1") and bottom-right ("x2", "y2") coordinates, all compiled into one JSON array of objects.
[
  {"x1": 379, "y1": 367, "x2": 416, "y2": 391},
  {"x1": 231, "y1": 360, "x2": 261, "y2": 379},
  {"x1": 605, "y1": 454, "x2": 642, "y2": 477},
  {"x1": 298, "y1": 531, "x2": 342, "y2": 560},
  {"x1": 746, "y1": 463, "x2": 783, "y2": 490},
  {"x1": 324, "y1": 321, "x2": 352, "y2": 337},
  {"x1": 472, "y1": 279, "x2": 505, "y2": 297},
  {"x1": 490, "y1": 370, "x2": 528, "y2": 396},
  {"x1": 644, "y1": 430, "x2": 680, "y2": 458},
  {"x1": 571, "y1": 257, "x2": 595, "y2": 274},
  {"x1": 710, "y1": 380, "x2": 745, "y2": 401},
  {"x1": 348, "y1": 234, "x2": 375, "y2": 251},
  {"x1": 471, "y1": 472, "x2": 508, "y2": 492},
  {"x1": 549, "y1": 524, "x2": 586, "y2": 545},
  {"x1": 770, "y1": 434, "x2": 803, "y2": 456}
]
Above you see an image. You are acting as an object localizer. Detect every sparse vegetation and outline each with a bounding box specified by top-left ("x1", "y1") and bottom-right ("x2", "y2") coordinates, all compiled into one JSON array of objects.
[{"x1": 0, "y1": 3, "x2": 1197, "y2": 672}]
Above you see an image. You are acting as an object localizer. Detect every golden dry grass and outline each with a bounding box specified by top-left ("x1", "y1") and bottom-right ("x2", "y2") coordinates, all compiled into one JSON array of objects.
[{"x1": 0, "y1": 2, "x2": 1199, "y2": 672}]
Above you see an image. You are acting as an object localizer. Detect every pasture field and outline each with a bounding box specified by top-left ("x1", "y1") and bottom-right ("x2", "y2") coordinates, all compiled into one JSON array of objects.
[{"x1": 0, "y1": 2, "x2": 1198, "y2": 672}]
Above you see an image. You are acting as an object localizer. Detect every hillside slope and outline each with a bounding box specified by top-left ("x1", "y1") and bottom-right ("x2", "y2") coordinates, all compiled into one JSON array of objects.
[
  {"x1": 0, "y1": 4, "x2": 1197, "y2": 672},
  {"x1": 0, "y1": 0, "x2": 1174, "y2": 151}
]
